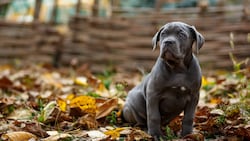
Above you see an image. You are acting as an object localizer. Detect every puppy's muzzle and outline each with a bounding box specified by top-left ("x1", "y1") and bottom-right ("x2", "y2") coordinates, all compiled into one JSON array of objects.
[{"x1": 161, "y1": 39, "x2": 186, "y2": 70}]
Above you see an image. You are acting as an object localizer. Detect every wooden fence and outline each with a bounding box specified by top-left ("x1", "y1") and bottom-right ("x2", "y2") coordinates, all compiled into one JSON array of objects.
[
  {"x1": 0, "y1": 21, "x2": 62, "y2": 66},
  {"x1": 65, "y1": 5, "x2": 250, "y2": 72},
  {"x1": 0, "y1": 5, "x2": 249, "y2": 73}
]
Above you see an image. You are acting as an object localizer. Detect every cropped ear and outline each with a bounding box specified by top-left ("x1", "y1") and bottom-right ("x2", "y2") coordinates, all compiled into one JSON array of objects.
[
  {"x1": 152, "y1": 26, "x2": 164, "y2": 51},
  {"x1": 190, "y1": 26, "x2": 205, "y2": 54}
]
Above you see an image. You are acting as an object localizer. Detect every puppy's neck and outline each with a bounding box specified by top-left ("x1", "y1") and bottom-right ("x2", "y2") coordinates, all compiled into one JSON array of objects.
[{"x1": 158, "y1": 52, "x2": 193, "y2": 73}]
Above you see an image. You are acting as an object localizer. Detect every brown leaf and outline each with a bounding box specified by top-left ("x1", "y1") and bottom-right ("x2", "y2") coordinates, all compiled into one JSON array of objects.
[
  {"x1": 41, "y1": 132, "x2": 72, "y2": 141},
  {"x1": 183, "y1": 133, "x2": 204, "y2": 141},
  {"x1": 1, "y1": 131, "x2": 37, "y2": 141},
  {"x1": 127, "y1": 128, "x2": 152, "y2": 141},
  {"x1": 96, "y1": 98, "x2": 118, "y2": 119},
  {"x1": 168, "y1": 116, "x2": 182, "y2": 133},
  {"x1": 23, "y1": 122, "x2": 49, "y2": 138},
  {"x1": 223, "y1": 125, "x2": 250, "y2": 139},
  {"x1": 0, "y1": 76, "x2": 13, "y2": 89},
  {"x1": 77, "y1": 114, "x2": 98, "y2": 129}
]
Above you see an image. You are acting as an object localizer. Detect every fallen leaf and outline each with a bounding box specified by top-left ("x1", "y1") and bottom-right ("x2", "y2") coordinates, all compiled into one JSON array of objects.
[
  {"x1": 104, "y1": 127, "x2": 125, "y2": 139},
  {"x1": 38, "y1": 101, "x2": 57, "y2": 122},
  {"x1": 210, "y1": 109, "x2": 225, "y2": 116},
  {"x1": 41, "y1": 132, "x2": 72, "y2": 141},
  {"x1": 74, "y1": 76, "x2": 88, "y2": 86},
  {"x1": 96, "y1": 98, "x2": 118, "y2": 119},
  {"x1": 0, "y1": 76, "x2": 13, "y2": 89},
  {"x1": 7, "y1": 108, "x2": 33, "y2": 120},
  {"x1": 86, "y1": 130, "x2": 108, "y2": 140},
  {"x1": 1, "y1": 131, "x2": 37, "y2": 141},
  {"x1": 183, "y1": 133, "x2": 204, "y2": 141},
  {"x1": 41, "y1": 73, "x2": 62, "y2": 88},
  {"x1": 57, "y1": 98, "x2": 67, "y2": 112},
  {"x1": 13, "y1": 121, "x2": 49, "y2": 138},
  {"x1": 70, "y1": 95, "x2": 97, "y2": 114},
  {"x1": 77, "y1": 114, "x2": 98, "y2": 129}
]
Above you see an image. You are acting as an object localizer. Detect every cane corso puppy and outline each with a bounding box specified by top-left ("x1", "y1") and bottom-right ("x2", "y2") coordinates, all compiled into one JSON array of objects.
[{"x1": 122, "y1": 22, "x2": 205, "y2": 139}]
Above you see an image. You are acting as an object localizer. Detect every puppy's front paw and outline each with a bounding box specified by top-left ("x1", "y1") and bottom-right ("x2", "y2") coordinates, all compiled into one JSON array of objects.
[
  {"x1": 153, "y1": 135, "x2": 166, "y2": 141},
  {"x1": 149, "y1": 131, "x2": 165, "y2": 141}
]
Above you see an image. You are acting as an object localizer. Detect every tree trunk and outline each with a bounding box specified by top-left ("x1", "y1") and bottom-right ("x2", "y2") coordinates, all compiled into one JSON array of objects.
[
  {"x1": 33, "y1": 0, "x2": 42, "y2": 22},
  {"x1": 50, "y1": 0, "x2": 58, "y2": 24},
  {"x1": 92, "y1": 0, "x2": 99, "y2": 17},
  {"x1": 75, "y1": 0, "x2": 81, "y2": 16}
]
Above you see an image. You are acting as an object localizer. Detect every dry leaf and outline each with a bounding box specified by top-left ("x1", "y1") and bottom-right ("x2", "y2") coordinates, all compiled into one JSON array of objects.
[
  {"x1": 39, "y1": 101, "x2": 57, "y2": 122},
  {"x1": 183, "y1": 133, "x2": 204, "y2": 141},
  {"x1": 41, "y1": 73, "x2": 62, "y2": 88},
  {"x1": 57, "y1": 98, "x2": 67, "y2": 112},
  {"x1": 0, "y1": 76, "x2": 13, "y2": 89},
  {"x1": 1, "y1": 131, "x2": 37, "y2": 141},
  {"x1": 74, "y1": 76, "x2": 88, "y2": 86},
  {"x1": 96, "y1": 98, "x2": 118, "y2": 119},
  {"x1": 7, "y1": 108, "x2": 33, "y2": 120},
  {"x1": 87, "y1": 130, "x2": 108, "y2": 140},
  {"x1": 41, "y1": 132, "x2": 72, "y2": 141},
  {"x1": 104, "y1": 127, "x2": 125, "y2": 139},
  {"x1": 77, "y1": 114, "x2": 98, "y2": 129},
  {"x1": 70, "y1": 95, "x2": 97, "y2": 114}
]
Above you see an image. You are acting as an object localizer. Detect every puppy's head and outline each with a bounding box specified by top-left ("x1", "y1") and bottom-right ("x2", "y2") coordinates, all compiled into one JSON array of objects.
[{"x1": 152, "y1": 22, "x2": 204, "y2": 69}]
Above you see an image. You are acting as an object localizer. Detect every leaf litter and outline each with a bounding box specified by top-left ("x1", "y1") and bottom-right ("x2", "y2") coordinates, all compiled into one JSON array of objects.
[{"x1": 0, "y1": 64, "x2": 249, "y2": 141}]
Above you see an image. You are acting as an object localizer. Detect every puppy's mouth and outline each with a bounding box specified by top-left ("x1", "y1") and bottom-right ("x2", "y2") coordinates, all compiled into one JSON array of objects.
[{"x1": 162, "y1": 51, "x2": 183, "y2": 67}]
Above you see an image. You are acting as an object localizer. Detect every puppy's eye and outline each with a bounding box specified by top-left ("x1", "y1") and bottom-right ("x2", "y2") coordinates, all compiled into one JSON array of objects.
[
  {"x1": 161, "y1": 32, "x2": 167, "y2": 36},
  {"x1": 178, "y1": 32, "x2": 187, "y2": 39}
]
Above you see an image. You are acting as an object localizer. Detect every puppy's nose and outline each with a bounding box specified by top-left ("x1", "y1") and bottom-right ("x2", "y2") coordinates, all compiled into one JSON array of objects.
[{"x1": 164, "y1": 40, "x2": 175, "y2": 46}]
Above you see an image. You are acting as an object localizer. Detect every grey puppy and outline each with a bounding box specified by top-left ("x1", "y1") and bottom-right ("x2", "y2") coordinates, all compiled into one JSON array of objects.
[{"x1": 122, "y1": 22, "x2": 204, "y2": 138}]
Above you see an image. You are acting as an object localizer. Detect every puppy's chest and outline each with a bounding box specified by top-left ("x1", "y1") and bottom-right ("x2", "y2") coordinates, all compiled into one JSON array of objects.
[
  {"x1": 159, "y1": 86, "x2": 192, "y2": 113},
  {"x1": 160, "y1": 85, "x2": 192, "y2": 100}
]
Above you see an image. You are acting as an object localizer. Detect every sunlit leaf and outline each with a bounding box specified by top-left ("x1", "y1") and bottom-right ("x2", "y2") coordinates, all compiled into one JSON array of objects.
[
  {"x1": 74, "y1": 76, "x2": 88, "y2": 87},
  {"x1": 38, "y1": 101, "x2": 57, "y2": 122},
  {"x1": 104, "y1": 128, "x2": 125, "y2": 139},
  {"x1": 70, "y1": 95, "x2": 97, "y2": 114},
  {"x1": 66, "y1": 93, "x2": 75, "y2": 101},
  {"x1": 57, "y1": 99, "x2": 67, "y2": 112},
  {"x1": 210, "y1": 98, "x2": 222, "y2": 104}
]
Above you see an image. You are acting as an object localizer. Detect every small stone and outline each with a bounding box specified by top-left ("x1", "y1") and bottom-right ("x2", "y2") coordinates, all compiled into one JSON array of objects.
[
  {"x1": 180, "y1": 86, "x2": 186, "y2": 91},
  {"x1": 210, "y1": 109, "x2": 225, "y2": 116}
]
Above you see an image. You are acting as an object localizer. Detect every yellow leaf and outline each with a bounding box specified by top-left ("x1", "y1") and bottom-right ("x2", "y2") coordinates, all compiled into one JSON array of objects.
[
  {"x1": 104, "y1": 128, "x2": 125, "y2": 139},
  {"x1": 57, "y1": 99, "x2": 67, "y2": 112},
  {"x1": 66, "y1": 93, "x2": 75, "y2": 101},
  {"x1": 202, "y1": 76, "x2": 208, "y2": 87},
  {"x1": 75, "y1": 77, "x2": 88, "y2": 87},
  {"x1": 70, "y1": 95, "x2": 97, "y2": 114},
  {"x1": 210, "y1": 98, "x2": 222, "y2": 104}
]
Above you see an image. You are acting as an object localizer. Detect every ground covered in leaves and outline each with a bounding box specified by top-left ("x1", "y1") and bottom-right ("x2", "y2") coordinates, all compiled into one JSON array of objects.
[{"x1": 0, "y1": 64, "x2": 249, "y2": 141}]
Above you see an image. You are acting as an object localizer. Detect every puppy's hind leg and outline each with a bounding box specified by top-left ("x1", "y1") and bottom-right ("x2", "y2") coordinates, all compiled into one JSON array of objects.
[{"x1": 122, "y1": 106, "x2": 147, "y2": 130}]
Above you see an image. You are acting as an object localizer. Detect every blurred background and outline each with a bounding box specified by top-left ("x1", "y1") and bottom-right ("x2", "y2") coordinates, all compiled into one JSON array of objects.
[{"x1": 0, "y1": 0, "x2": 249, "y2": 74}]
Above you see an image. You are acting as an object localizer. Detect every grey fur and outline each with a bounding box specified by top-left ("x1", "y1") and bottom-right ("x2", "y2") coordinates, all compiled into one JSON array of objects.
[{"x1": 122, "y1": 22, "x2": 205, "y2": 139}]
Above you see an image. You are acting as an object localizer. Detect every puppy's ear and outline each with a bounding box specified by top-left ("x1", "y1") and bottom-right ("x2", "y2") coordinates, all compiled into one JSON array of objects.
[
  {"x1": 190, "y1": 26, "x2": 205, "y2": 54},
  {"x1": 152, "y1": 26, "x2": 164, "y2": 51}
]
